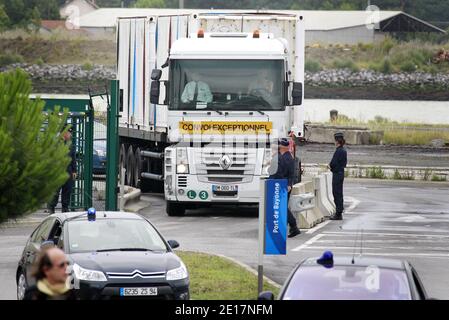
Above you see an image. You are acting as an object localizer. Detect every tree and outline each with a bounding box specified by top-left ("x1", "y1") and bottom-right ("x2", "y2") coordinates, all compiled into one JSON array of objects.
[
  {"x1": 0, "y1": 0, "x2": 60, "y2": 30},
  {"x1": 135, "y1": 0, "x2": 165, "y2": 8},
  {"x1": 0, "y1": 69, "x2": 71, "y2": 223},
  {"x1": 0, "y1": 5, "x2": 9, "y2": 31}
]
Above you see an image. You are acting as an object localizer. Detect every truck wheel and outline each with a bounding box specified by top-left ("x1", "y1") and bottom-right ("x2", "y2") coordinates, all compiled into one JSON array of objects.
[
  {"x1": 166, "y1": 201, "x2": 185, "y2": 216},
  {"x1": 119, "y1": 144, "x2": 126, "y2": 184},
  {"x1": 134, "y1": 148, "x2": 142, "y2": 189},
  {"x1": 126, "y1": 145, "x2": 135, "y2": 187}
]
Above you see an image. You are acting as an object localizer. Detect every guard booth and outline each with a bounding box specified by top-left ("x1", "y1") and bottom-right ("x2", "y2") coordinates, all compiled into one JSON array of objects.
[{"x1": 35, "y1": 95, "x2": 94, "y2": 211}]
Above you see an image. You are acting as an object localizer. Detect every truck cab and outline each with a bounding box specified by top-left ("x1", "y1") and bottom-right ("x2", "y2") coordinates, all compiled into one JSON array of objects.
[{"x1": 116, "y1": 12, "x2": 305, "y2": 216}]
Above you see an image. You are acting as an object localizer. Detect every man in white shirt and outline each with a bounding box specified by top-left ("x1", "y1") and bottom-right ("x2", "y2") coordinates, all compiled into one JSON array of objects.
[{"x1": 181, "y1": 72, "x2": 213, "y2": 104}]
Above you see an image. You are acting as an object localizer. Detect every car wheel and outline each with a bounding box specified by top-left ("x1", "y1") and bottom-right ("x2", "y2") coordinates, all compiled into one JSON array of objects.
[
  {"x1": 17, "y1": 271, "x2": 27, "y2": 300},
  {"x1": 166, "y1": 201, "x2": 185, "y2": 216}
]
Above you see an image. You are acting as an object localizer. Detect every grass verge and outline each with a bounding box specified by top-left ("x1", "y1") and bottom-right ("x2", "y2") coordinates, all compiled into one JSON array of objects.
[
  {"x1": 326, "y1": 115, "x2": 449, "y2": 146},
  {"x1": 176, "y1": 251, "x2": 280, "y2": 300}
]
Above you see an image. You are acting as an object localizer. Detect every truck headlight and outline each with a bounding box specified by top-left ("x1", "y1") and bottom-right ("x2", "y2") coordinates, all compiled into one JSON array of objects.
[
  {"x1": 262, "y1": 149, "x2": 273, "y2": 175},
  {"x1": 166, "y1": 261, "x2": 188, "y2": 281},
  {"x1": 73, "y1": 263, "x2": 107, "y2": 282},
  {"x1": 176, "y1": 148, "x2": 189, "y2": 174},
  {"x1": 177, "y1": 164, "x2": 189, "y2": 174}
]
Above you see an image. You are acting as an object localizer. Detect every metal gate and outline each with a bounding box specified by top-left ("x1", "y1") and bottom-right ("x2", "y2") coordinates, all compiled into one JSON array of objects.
[
  {"x1": 41, "y1": 97, "x2": 94, "y2": 210},
  {"x1": 86, "y1": 80, "x2": 120, "y2": 212}
]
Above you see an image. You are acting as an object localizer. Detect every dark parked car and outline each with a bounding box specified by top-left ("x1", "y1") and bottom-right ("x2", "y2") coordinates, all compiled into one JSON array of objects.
[
  {"x1": 16, "y1": 210, "x2": 189, "y2": 300},
  {"x1": 93, "y1": 139, "x2": 107, "y2": 174},
  {"x1": 259, "y1": 251, "x2": 430, "y2": 300}
]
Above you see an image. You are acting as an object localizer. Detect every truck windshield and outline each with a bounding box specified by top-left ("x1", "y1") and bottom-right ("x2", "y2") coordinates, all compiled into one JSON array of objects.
[{"x1": 169, "y1": 59, "x2": 285, "y2": 111}]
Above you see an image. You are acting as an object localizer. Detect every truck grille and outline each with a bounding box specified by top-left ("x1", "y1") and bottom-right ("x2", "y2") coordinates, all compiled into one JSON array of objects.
[
  {"x1": 177, "y1": 176, "x2": 187, "y2": 188},
  {"x1": 195, "y1": 148, "x2": 256, "y2": 183}
]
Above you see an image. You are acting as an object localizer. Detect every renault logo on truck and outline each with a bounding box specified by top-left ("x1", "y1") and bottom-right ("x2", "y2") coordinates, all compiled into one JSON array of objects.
[{"x1": 219, "y1": 155, "x2": 232, "y2": 170}]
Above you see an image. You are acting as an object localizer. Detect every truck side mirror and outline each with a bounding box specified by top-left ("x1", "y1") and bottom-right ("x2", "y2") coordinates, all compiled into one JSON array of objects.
[
  {"x1": 292, "y1": 82, "x2": 303, "y2": 106},
  {"x1": 150, "y1": 81, "x2": 160, "y2": 105},
  {"x1": 151, "y1": 69, "x2": 162, "y2": 81}
]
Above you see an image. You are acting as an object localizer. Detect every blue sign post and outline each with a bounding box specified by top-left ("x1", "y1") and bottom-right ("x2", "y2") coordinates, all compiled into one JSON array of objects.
[
  {"x1": 258, "y1": 178, "x2": 289, "y2": 294},
  {"x1": 264, "y1": 179, "x2": 288, "y2": 255}
]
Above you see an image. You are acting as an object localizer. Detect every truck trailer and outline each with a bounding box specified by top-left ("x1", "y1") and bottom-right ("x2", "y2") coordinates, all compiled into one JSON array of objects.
[{"x1": 116, "y1": 12, "x2": 305, "y2": 216}]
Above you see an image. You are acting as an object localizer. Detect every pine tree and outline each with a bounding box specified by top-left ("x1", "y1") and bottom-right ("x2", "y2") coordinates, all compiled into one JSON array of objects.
[{"x1": 0, "y1": 69, "x2": 71, "y2": 223}]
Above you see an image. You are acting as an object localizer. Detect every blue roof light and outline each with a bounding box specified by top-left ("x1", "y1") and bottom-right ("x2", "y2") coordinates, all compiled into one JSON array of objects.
[
  {"x1": 87, "y1": 207, "x2": 96, "y2": 221},
  {"x1": 317, "y1": 250, "x2": 334, "y2": 268}
]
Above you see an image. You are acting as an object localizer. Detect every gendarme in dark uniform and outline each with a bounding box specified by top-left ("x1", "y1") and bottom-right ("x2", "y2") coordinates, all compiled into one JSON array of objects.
[
  {"x1": 48, "y1": 128, "x2": 77, "y2": 214},
  {"x1": 268, "y1": 138, "x2": 301, "y2": 238},
  {"x1": 329, "y1": 132, "x2": 347, "y2": 220}
]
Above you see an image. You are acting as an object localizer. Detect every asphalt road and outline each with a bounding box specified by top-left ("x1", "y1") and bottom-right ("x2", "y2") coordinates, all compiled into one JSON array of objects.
[{"x1": 1, "y1": 180, "x2": 449, "y2": 300}]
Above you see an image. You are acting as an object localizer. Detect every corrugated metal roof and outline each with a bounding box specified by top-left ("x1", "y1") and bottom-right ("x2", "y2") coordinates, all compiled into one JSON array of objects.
[{"x1": 77, "y1": 8, "x2": 443, "y2": 33}]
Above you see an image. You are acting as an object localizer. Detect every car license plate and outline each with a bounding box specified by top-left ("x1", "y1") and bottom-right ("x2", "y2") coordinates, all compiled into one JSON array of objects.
[
  {"x1": 120, "y1": 287, "x2": 158, "y2": 296},
  {"x1": 212, "y1": 185, "x2": 238, "y2": 192}
]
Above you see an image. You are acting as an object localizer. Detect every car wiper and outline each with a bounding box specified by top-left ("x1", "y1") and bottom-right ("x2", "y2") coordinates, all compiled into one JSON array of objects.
[{"x1": 96, "y1": 248, "x2": 156, "y2": 252}]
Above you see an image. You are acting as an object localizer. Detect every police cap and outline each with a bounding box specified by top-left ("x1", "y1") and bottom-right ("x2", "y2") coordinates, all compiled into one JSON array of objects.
[
  {"x1": 278, "y1": 138, "x2": 290, "y2": 147},
  {"x1": 334, "y1": 132, "x2": 344, "y2": 140}
]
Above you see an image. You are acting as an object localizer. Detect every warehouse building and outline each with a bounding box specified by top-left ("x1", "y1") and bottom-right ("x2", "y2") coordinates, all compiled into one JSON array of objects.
[{"x1": 72, "y1": 8, "x2": 445, "y2": 43}]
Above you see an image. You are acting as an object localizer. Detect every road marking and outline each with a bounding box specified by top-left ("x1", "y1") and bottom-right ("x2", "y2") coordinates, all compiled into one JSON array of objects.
[
  {"x1": 315, "y1": 239, "x2": 449, "y2": 243},
  {"x1": 344, "y1": 196, "x2": 360, "y2": 213},
  {"x1": 291, "y1": 234, "x2": 325, "y2": 252},
  {"x1": 306, "y1": 220, "x2": 331, "y2": 234},
  {"x1": 297, "y1": 248, "x2": 449, "y2": 259},
  {"x1": 298, "y1": 245, "x2": 449, "y2": 251},
  {"x1": 323, "y1": 231, "x2": 449, "y2": 238}
]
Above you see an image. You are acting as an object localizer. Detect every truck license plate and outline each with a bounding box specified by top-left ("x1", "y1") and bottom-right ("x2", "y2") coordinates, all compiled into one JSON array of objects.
[
  {"x1": 120, "y1": 287, "x2": 158, "y2": 296},
  {"x1": 212, "y1": 185, "x2": 238, "y2": 192}
]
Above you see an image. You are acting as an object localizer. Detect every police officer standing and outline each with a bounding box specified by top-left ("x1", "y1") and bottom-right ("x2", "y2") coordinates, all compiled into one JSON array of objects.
[
  {"x1": 269, "y1": 138, "x2": 301, "y2": 238},
  {"x1": 48, "y1": 127, "x2": 77, "y2": 214},
  {"x1": 328, "y1": 132, "x2": 347, "y2": 220}
]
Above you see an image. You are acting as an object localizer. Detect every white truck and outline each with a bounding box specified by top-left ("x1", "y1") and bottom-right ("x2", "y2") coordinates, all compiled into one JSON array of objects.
[{"x1": 116, "y1": 11, "x2": 305, "y2": 216}]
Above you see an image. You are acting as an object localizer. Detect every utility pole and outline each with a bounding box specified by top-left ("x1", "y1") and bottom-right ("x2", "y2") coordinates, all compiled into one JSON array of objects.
[{"x1": 179, "y1": 0, "x2": 184, "y2": 9}]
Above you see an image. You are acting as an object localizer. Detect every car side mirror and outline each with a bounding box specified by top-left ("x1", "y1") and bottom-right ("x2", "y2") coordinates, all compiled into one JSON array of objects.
[
  {"x1": 167, "y1": 240, "x2": 180, "y2": 249},
  {"x1": 291, "y1": 82, "x2": 303, "y2": 106},
  {"x1": 40, "y1": 240, "x2": 56, "y2": 250},
  {"x1": 258, "y1": 291, "x2": 275, "y2": 300}
]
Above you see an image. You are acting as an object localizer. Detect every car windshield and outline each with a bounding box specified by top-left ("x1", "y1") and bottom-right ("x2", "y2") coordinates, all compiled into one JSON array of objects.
[
  {"x1": 283, "y1": 265, "x2": 412, "y2": 300},
  {"x1": 67, "y1": 219, "x2": 168, "y2": 253},
  {"x1": 169, "y1": 59, "x2": 285, "y2": 111}
]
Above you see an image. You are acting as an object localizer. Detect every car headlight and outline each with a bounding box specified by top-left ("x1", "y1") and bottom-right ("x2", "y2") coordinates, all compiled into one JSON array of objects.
[
  {"x1": 166, "y1": 261, "x2": 188, "y2": 281},
  {"x1": 73, "y1": 263, "x2": 107, "y2": 282}
]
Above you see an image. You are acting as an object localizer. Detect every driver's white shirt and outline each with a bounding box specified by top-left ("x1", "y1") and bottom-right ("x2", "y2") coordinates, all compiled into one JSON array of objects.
[{"x1": 181, "y1": 81, "x2": 213, "y2": 103}]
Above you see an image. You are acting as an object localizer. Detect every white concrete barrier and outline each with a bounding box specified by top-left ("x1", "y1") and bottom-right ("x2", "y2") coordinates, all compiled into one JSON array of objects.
[
  {"x1": 314, "y1": 175, "x2": 334, "y2": 218},
  {"x1": 324, "y1": 172, "x2": 336, "y2": 211},
  {"x1": 307, "y1": 179, "x2": 325, "y2": 223},
  {"x1": 290, "y1": 182, "x2": 318, "y2": 229}
]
